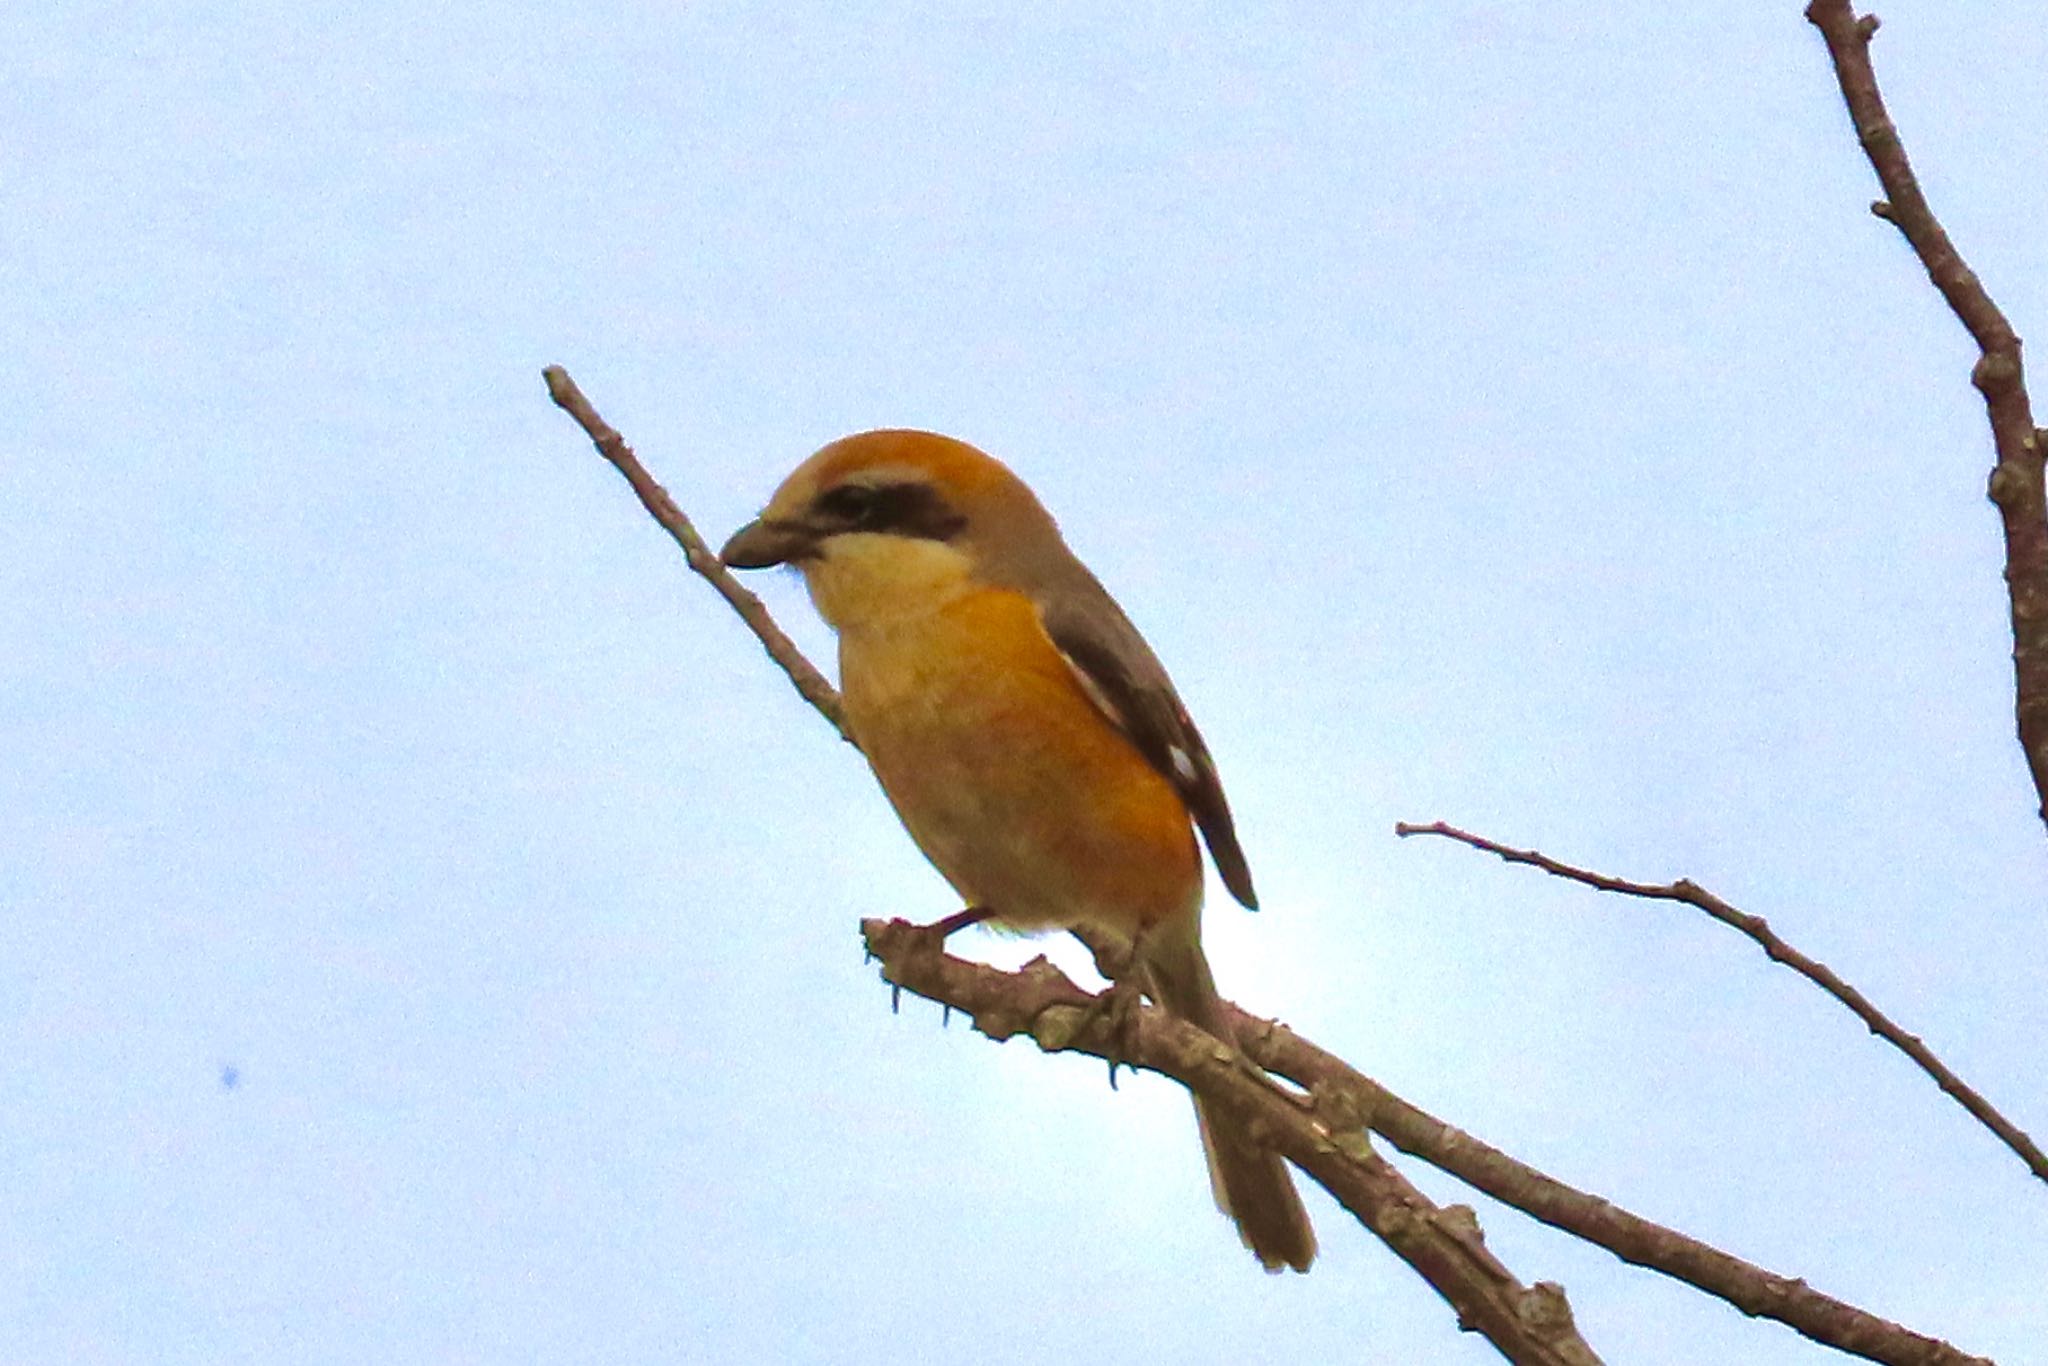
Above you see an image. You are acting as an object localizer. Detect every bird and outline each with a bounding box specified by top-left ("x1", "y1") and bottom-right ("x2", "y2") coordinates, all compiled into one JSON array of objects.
[{"x1": 720, "y1": 428, "x2": 1315, "y2": 1273}]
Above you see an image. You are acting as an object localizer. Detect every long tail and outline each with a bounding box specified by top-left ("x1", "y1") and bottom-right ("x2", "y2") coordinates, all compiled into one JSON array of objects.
[{"x1": 1144, "y1": 917, "x2": 1316, "y2": 1273}]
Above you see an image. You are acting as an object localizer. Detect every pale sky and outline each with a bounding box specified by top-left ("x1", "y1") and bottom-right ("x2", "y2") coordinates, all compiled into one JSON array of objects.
[{"x1": 6, "y1": 4, "x2": 2046, "y2": 1362}]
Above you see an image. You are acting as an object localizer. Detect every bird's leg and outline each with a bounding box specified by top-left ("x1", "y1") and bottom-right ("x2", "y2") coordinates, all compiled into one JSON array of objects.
[
  {"x1": 926, "y1": 905, "x2": 993, "y2": 939},
  {"x1": 904, "y1": 904, "x2": 992, "y2": 957}
]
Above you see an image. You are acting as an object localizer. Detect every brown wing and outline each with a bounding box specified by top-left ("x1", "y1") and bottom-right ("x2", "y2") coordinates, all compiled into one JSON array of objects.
[{"x1": 1035, "y1": 577, "x2": 1258, "y2": 911}]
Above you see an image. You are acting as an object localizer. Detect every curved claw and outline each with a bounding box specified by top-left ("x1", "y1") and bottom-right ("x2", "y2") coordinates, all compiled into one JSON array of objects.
[{"x1": 1072, "y1": 974, "x2": 1145, "y2": 1089}]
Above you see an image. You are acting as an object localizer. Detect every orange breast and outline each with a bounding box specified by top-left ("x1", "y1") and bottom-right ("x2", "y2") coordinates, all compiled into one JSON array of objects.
[{"x1": 837, "y1": 586, "x2": 1201, "y2": 936}]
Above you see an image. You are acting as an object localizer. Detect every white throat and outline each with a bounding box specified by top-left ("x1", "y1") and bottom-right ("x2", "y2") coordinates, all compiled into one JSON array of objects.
[{"x1": 800, "y1": 534, "x2": 977, "y2": 632}]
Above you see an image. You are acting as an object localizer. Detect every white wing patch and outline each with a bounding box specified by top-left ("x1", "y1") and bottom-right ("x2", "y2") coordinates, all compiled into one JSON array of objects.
[
  {"x1": 1057, "y1": 630, "x2": 1202, "y2": 788},
  {"x1": 1053, "y1": 643, "x2": 1130, "y2": 734}
]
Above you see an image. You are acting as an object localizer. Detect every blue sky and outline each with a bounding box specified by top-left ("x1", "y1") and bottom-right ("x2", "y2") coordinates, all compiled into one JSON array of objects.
[{"x1": 5, "y1": 3, "x2": 2045, "y2": 1362}]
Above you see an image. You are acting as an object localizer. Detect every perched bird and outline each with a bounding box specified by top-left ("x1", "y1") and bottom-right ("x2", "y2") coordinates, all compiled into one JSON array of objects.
[{"x1": 721, "y1": 429, "x2": 1315, "y2": 1272}]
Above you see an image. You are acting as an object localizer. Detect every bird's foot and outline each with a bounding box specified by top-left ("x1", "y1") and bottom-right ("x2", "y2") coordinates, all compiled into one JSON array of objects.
[
  {"x1": 1073, "y1": 971, "x2": 1147, "y2": 1090},
  {"x1": 883, "y1": 906, "x2": 993, "y2": 1015}
]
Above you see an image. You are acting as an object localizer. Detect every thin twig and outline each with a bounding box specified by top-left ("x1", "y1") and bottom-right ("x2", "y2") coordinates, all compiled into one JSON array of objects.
[
  {"x1": 865, "y1": 919, "x2": 1604, "y2": 1366},
  {"x1": 1805, "y1": 0, "x2": 2048, "y2": 831},
  {"x1": 541, "y1": 366, "x2": 849, "y2": 741},
  {"x1": 1396, "y1": 819, "x2": 2048, "y2": 1190}
]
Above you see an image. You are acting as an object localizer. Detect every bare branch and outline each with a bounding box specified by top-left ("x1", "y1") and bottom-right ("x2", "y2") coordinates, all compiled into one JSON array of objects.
[
  {"x1": 541, "y1": 365, "x2": 850, "y2": 741},
  {"x1": 864, "y1": 919, "x2": 1605, "y2": 1366},
  {"x1": 1232, "y1": 1010, "x2": 1993, "y2": 1366},
  {"x1": 1075, "y1": 928, "x2": 1993, "y2": 1366},
  {"x1": 1805, "y1": 1, "x2": 2048, "y2": 830},
  {"x1": 1397, "y1": 820, "x2": 2048, "y2": 1189}
]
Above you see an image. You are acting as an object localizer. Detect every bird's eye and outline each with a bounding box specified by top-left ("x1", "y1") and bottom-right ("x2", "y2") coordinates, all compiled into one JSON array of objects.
[{"x1": 816, "y1": 483, "x2": 879, "y2": 524}]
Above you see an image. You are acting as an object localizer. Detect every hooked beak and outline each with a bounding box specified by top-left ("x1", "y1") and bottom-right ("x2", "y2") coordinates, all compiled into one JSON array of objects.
[{"x1": 719, "y1": 517, "x2": 819, "y2": 569}]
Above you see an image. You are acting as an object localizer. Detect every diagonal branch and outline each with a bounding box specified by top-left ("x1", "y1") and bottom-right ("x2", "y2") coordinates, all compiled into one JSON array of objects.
[
  {"x1": 1397, "y1": 819, "x2": 2048, "y2": 1190},
  {"x1": 1231, "y1": 1008, "x2": 1991, "y2": 1366},
  {"x1": 542, "y1": 365, "x2": 850, "y2": 742},
  {"x1": 1805, "y1": 0, "x2": 2048, "y2": 830},
  {"x1": 1072, "y1": 929, "x2": 1991, "y2": 1366},
  {"x1": 865, "y1": 919, "x2": 1604, "y2": 1366}
]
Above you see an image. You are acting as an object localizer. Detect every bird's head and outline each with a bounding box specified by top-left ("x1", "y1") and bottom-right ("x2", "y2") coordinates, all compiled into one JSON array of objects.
[{"x1": 721, "y1": 430, "x2": 1065, "y2": 630}]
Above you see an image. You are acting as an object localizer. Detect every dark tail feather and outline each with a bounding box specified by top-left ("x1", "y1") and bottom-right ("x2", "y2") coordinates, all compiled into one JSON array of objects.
[
  {"x1": 1145, "y1": 923, "x2": 1317, "y2": 1273},
  {"x1": 1193, "y1": 1094, "x2": 1317, "y2": 1272}
]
